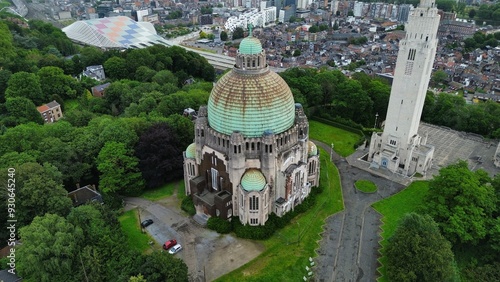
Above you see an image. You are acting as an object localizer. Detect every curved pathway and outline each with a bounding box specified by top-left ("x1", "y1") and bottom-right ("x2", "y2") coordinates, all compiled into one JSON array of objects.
[{"x1": 313, "y1": 141, "x2": 405, "y2": 282}]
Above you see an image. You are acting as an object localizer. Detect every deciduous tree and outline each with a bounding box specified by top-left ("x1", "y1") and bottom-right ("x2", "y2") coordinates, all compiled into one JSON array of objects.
[
  {"x1": 220, "y1": 31, "x2": 228, "y2": 41},
  {"x1": 104, "y1": 56, "x2": 128, "y2": 80},
  {"x1": 422, "y1": 161, "x2": 496, "y2": 245},
  {"x1": 4, "y1": 97, "x2": 44, "y2": 125},
  {"x1": 152, "y1": 69, "x2": 178, "y2": 85},
  {"x1": 386, "y1": 213, "x2": 456, "y2": 282},
  {"x1": 17, "y1": 214, "x2": 84, "y2": 282},
  {"x1": 5, "y1": 71, "x2": 45, "y2": 105},
  {"x1": 232, "y1": 27, "x2": 244, "y2": 40},
  {"x1": 97, "y1": 142, "x2": 144, "y2": 195},
  {"x1": 16, "y1": 162, "x2": 72, "y2": 227},
  {"x1": 135, "y1": 123, "x2": 184, "y2": 188},
  {"x1": 136, "y1": 251, "x2": 188, "y2": 282}
]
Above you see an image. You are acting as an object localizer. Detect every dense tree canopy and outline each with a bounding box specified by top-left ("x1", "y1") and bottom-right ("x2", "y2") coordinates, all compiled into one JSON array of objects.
[
  {"x1": 67, "y1": 204, "x2": 138, "y2": 281},
  {"x1": 97, "y1": 141, "x2": 145, "y2": 195},
  {"x1": 5, "y1": 71, "x2": 44, "y2": 105},
  {"x1": 3, "y1": 97, "x2": 44, "y2": 126},
  {"x1": 422, "y1": 161, "x2": 496, "y2": 245},
  {"x1": 386, "y1": 213, "x2": 456, "y2": 282},
  {"x1": 135, "y1": 251, "x2": 189, "y2": 282},
  {"x1": 17, "y1": 214, "x2": 84, "y2": 282},
  {"x1": 0, "y1": 17, "x2": 209, "y2": 281},
  {"x1": 15, "y1": 162, "x2": 72, "y2": 227},
  {"x1": 135, "y1": 123, "x2": 185, "y2": 188}
]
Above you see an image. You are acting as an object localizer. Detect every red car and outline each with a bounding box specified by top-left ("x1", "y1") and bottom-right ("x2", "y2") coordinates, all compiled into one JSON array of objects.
[{"x1": 163, "y1": 239, "x2": 177, "y2": 250}]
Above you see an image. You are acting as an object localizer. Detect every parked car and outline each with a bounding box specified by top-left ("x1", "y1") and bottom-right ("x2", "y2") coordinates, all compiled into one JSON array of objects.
[
  {"x1": 163, "y1": 239, "x2": 177, "y2": 250},
  {"x1": 168, "y1": 244, "x2": 182, "y2": 254},
  {"x1": 141, "y1": 219, "x2": 153, "y2": 228}
]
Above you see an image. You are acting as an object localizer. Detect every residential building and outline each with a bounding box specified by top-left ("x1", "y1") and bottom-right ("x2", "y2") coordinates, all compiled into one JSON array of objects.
[
  {"x1": 37, "y1": 100, "x2": 63, "y2": 123},
  {"x1": 68, "y1": 185, "x2": 103, "y2": 207},
  {"x1": 91, "y1": 82, "x2": 111, "y2": 97},
  {"x1": 83, "y1": 65, "x2": 106, "y2": 81}
]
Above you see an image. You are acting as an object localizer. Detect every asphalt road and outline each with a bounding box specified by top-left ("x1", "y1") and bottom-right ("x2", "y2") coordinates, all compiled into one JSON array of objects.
[{"x1": 313, "y1": 141, "x2": 405, "y2": 282}]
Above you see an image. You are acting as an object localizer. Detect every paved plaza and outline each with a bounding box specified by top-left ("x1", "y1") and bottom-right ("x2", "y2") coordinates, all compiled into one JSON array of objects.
[{"x1": 418, "y1": 123, "x2": 499, "y2": 177}]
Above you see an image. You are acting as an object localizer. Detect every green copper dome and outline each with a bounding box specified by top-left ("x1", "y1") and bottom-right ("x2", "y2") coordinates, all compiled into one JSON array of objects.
[
  {"x1": 207, "y1": 70, "x2": 295, "y2": 137},
  {"x1": 241, "y1": 169, "x2": 266, "y2": 192},
  {"x1": 308, "y1": 141, "x2": 318, "y2": 157},
  {"x1": 185, "y1": 143, "x2": 196, "y2": 159},
  {"x1": 239, "y1": 36, "x2": 262, "y2": 55}
]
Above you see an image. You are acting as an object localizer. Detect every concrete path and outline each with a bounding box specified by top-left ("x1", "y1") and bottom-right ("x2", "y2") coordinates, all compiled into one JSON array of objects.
[{"x1": 313, "y1": 142, "x2": 405, "y2": 282}]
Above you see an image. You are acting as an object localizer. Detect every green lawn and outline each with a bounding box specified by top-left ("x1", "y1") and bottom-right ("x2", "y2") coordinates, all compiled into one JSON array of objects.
[
  {"x1": 215, "y1": 147, "x2": 344, "y2": 282},
  {"x1": 141, "y1": 180, "x2": 182, "y2": 201},
  {"x1": 372, "y1": 181, "x2": 430, "y2": 282},
  {"x1": 354, "y1": 180, "x2": 377, "y2": 193},
  {"x1": 0, "y1": 0, "x2": 11, "y2": 9},
  {"x1": 119, "y1": 209, "x2": 155, "y2": 253},
  {"x1": 309, "y1": 120, "x2": 362, "y2": 157}
]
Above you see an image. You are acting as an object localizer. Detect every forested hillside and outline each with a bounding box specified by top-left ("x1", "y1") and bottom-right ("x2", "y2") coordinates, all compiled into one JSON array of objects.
[{"x1": 0, "y1": 14, "x2": 217, "y2": 281}]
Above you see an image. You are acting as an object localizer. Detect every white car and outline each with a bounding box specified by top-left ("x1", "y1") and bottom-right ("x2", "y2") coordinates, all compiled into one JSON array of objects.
[{"x1": 168, "y1": 244, "x2": 182, "y2": 254}]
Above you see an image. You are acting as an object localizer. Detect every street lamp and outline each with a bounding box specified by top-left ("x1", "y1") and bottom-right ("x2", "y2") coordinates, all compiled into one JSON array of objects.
[
  {"x1": 330, "y1": 143, "x2": 334, "y2": 162},
  {"x1": 374, "y1": 112, "x2": 379, "y2": 129}
]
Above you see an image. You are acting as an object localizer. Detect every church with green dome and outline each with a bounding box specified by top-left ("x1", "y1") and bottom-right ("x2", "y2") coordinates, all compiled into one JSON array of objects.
[{"x1": 183, "y1": 31, "x2": 320, "y2": 226}]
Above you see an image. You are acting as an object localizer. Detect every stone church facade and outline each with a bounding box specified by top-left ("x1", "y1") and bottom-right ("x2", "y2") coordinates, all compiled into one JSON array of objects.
[{"x1": 183, "y1": 33, "x2": 320, "y2": 226}]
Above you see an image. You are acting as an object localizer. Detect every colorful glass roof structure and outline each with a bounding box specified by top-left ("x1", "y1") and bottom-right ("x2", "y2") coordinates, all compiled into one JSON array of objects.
[{"x1": 62, "y1": 16, "x2": 170, "y2": 49}]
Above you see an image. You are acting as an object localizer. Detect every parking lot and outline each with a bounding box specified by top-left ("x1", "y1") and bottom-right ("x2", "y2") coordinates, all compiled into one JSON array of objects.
[{"x1": 125, "y1": 197, "x2": 264, "y2": 281}]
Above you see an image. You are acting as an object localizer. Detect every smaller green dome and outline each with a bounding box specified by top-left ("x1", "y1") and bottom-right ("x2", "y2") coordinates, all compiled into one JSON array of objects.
[
  {"x1": 185, "y1": 143, "x2": 196, "y2": 159},
  {"x1": 239, "y1": 36, "x2": 262, "y2": 55},
  {"x1": 241, "y1": 169, "x2": 266, "y2": 192},
  {"x1": 308, "y1": 141, "x2": 318, "y2": 157}
]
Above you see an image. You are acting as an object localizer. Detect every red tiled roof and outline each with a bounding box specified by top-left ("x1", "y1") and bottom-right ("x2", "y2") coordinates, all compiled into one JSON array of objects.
[{"x1": 37, "y1": 105, "x2": 49, "y2": 113}]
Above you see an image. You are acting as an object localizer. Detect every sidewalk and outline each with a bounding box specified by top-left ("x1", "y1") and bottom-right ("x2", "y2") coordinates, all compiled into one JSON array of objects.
[{"x1": 345, "y1": 148, "x2": 413, "y2": 186}]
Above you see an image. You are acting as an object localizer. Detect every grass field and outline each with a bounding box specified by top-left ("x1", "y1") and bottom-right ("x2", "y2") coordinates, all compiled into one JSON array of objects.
[
  {"x1": 0, "y1": 0, "x2": 11, "y2": 9},
  {"x1": 354, "y1": 179, "x2": 377, "y2": 193},
  {"x1": 215, "y1": 147, "x2": 344, "y2": 282},
  {"x1": 371, "y1": 181, "x2": 430, "y2": 282},
  {"x1": 119, "y1": 209, "x2": 155, "y2": 253},
  {"x1": 141, "y1": 180, "x2": 182, "y2": 201},
  {"x1": 309, "y1": 120, "x2": 362, "y2": 157}
]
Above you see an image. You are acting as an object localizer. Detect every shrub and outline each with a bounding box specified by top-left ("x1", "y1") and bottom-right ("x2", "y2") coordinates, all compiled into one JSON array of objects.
[
  {"x1": 181, "y1": 196, "x2": 196, "y2": 216},
  {"x1": 207, "y1": 217, "x2": 233, "y2": 234},
  {"x1": 232, "y1": 218, "x2": 276, "y2": 240}
]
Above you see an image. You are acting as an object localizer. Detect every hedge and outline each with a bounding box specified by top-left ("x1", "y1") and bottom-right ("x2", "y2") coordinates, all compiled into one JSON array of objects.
[
  {"x1": 181, "y1": 196, "x2": 196, "y2": 216},
  {"x1": 206, "y1": 185, "x2": 324, "y2": 240},
  {"x1": 207, "y1": 217, "x2": 232, "y2": 234}
]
